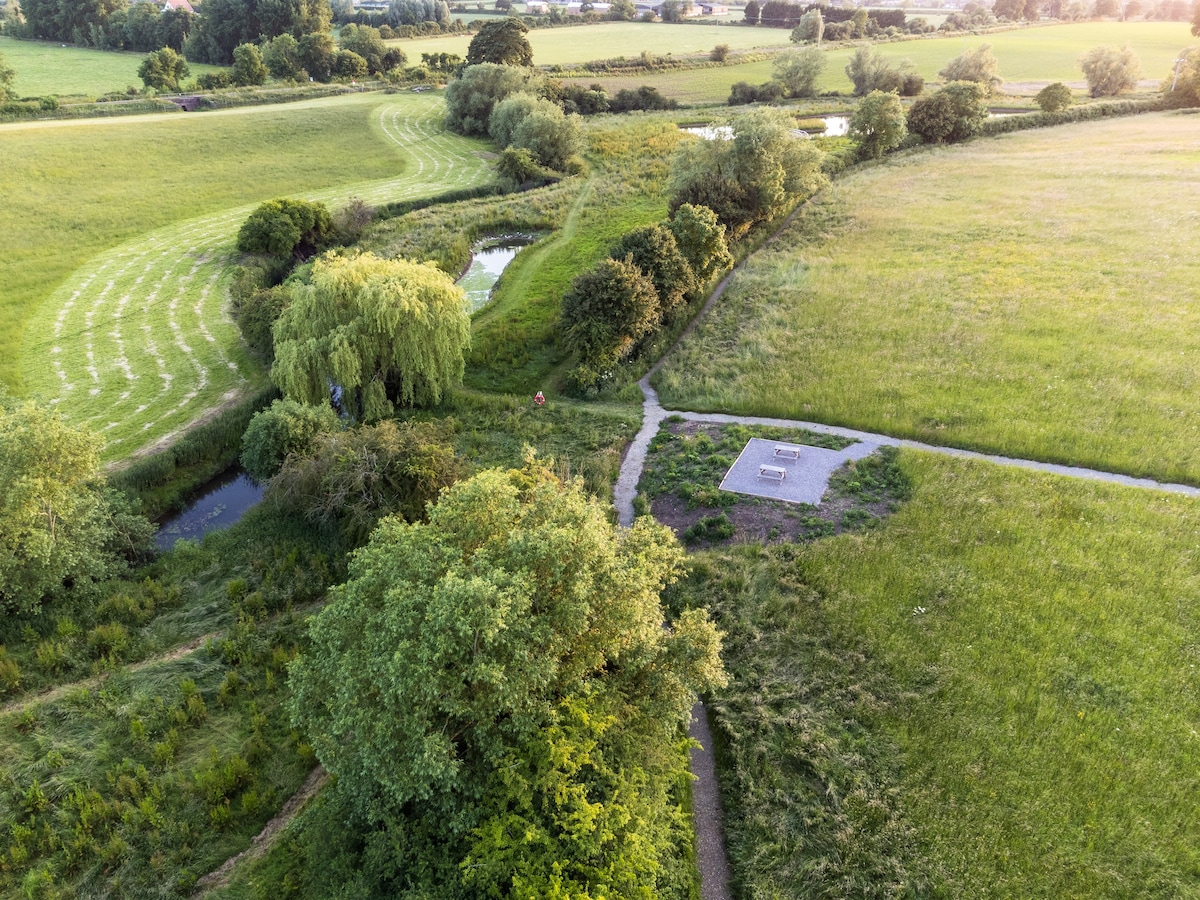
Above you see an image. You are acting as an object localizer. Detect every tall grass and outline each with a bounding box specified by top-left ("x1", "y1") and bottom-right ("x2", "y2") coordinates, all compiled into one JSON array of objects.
[
  {"x1": 674, "y1": 450, "x2": 1200, "y2": 897},
  {"x1": 655, "y1": 112, "x2": 1200, "y2": 484}
]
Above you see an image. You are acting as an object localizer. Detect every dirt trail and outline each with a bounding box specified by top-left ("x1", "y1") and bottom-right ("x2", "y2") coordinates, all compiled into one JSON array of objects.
[
  {"x1": 193, "y1": 766, "x2": 329, "y2": 895},
  {"x1": 0, "y1": 632, "x2": 219, "y2": 719}
]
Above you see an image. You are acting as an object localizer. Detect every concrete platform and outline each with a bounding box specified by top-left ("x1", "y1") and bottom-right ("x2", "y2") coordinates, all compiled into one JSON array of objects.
[{"x1": 718, "y1": 438, "x2": 880, "y2": 506}]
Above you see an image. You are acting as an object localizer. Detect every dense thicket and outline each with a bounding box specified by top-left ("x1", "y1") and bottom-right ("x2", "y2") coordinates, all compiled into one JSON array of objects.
[
  {"x1": 13, "y1": 0, "x2": 196, "y2": 51},
  {"x1": 185, "y1": 0, "x2": 333, "y2": 65}
]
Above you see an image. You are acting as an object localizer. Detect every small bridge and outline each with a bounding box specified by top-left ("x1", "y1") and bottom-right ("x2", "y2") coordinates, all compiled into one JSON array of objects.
[{"x1": 167, "y1": 96, "x2": 202, "y2": 111}]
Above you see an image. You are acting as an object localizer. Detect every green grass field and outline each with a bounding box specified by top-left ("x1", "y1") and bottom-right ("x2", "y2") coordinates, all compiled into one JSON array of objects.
[
  {"x1": 654, "y1": 111, "x2": 1200, "y2": 483},
  {"x1": 0, "y1": 34, "x2": 227, "y2": 97},
  {"x1": 684, "y1": 451, "x2": 1200, "y2": 896},
  {"x1": 398, "y1": 19, "x2": 795, "y2": 64},
  {"x1": 560, "y1": 21, "x2": 1197, "y2": 102},
  {"x1": 3, "y1": 92, "x2": 492, "y2": 458}
]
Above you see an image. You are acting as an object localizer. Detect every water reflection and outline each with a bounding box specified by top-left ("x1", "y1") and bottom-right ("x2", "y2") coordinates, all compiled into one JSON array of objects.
[
  {"x1": 458, "y1": 237, "x2": 536, "y2": 312},
  {"x1": 155, "y1": 469, "x2": 264, "y2": 550}
]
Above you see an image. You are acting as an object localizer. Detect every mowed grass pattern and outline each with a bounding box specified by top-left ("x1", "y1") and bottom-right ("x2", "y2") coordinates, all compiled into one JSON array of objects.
[
  {"x1": 19, "y1": 94, "x2": 492, "y2": 459},
  {"x1": 655, "y1": 113, "x2": 1200, "y2": 483}
]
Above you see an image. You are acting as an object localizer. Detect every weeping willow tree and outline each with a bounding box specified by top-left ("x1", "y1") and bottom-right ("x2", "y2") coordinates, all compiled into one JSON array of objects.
[{"x1": 272, "y1": 253, "x2": 470, "y2": 421}]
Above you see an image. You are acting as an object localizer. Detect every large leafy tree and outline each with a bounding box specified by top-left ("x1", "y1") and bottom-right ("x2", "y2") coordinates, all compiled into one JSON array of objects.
[
  {"x1": 850, "y1": 89, "x2": 908, "y2": 159},
  {"x1": 444, "y1": 62, "x2": 539, "y2": 135},
  {"x1": 561, "y1": 256, "x2": 660, "y2": 372},
  {"x1": 609, "y1": 225, "x2": 696, "y2": 320},
  {"x1": 669, "y1": 107, "x2": 827, "y2": 235},
  {"x1": 772, "y1": 46, "x2": 825, "y2": 98},
  {"x1": 907, "y1": 80, "x2": 988, "y2": 143},
  {"x1": 0, "y1": 401, "x2": 153, "y2": 616},
  {"x1": 186, "y1": 0, "x2": 332, "y2": 63},
  {"x1": 1078, "y1": 44, "x2": 1141, "y2": 96},
  {"x1": 272, "y1": 252, "x2": 471, "y2": 420},
  {"x1": 289, "y1": 460, "x2": 725, "y2": 893},
  {"x1": 667, "y1": 203, "x2": 733, "y2": 283},
  {"x1": 465, "y1": 18, "x2": 533, "y2": 66},
  {"x1": 938, "y1": 43, "x2": 1003, "y2": 95},
  {"x1": 236, "y1": 198, "x2": 332, "y2": 260},
  {"x1": 138, "y1": 47, "x2": 190, "y2": 91}
]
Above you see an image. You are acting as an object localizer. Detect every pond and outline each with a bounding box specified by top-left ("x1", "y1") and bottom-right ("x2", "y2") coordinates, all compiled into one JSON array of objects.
[
  {"x1": 155, "y1": 468, "x2": 264, "y2": 550},
  {"x1": 457, "y1": 236, "x2": 536, "y2": 312}
]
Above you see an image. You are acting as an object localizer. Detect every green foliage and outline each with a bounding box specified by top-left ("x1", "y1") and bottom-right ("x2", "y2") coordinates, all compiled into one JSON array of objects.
[
  {"x1": 938, "y1": 42, "x2": 1003, "y2": 95},
  {"x1": 683, "y1": 513, "x2": 735, "y2": 544},
  {"x1": 791, "y1": 8, "x2": 824, "y2": 43},
  {"x1": 1079, "y1": 43, "x2": 1142, "y2": 96},
  {"x1": 510, "y1": 102, "x2": 582, "y2": 171},
  {"x1": 237, "y1": 198, "x2": 333, "y2": 261},
  {"x1": 667, "y1": 202, "x2": 733, "y2": 284},
  {"x1": 0, "y1": 402, "x2": 152, "y2": 616},
  {"x1": 488, "y1": 90, "x2": 542, "y2": 146},
  {"x1": 240, "y1": 399, "x2": 342, "y2": 482},
  {"x1": 610, "y1": 224, "x2": 696, "y2": 320},
  {"x1": 771, "y1": 46, "x2": 825, "y2": 98},
  {"x1": 187, "y1": 0, "x2": 332, "y2": 64},
  {"x1": 907, "y1": 80, "x2": 988, "y2": 143},
  {"x1": 263, "y1": 33, "x2": 303, "y2": 81},
  {"x1": 466, "y1": 17, "x2": 533, "y2": 66},
  {"x1": 495, "y1": 146, "x2": 550, "y2": 191},
  {"x1": 850, "y1": 89, "x2": 908, "y2": 160},
  {"x1": 232, "y1": 284, "x2": 291, "y2": 360},
  {"x1": 231, "y1": 42, "x2": 268, "y2": 86},
  {"x1": 272, "y1": 252, "x2": 471, "y2": 419},
  {"x1": 845, "y1": 45, "x2": 917, "y2": 96},
  {"x1": 266, "y1": 418, "x2": 462, "y2": 541},
  {"x1": 445, "y1": 61, "x2": 540, "y2": 136},
  {"x1": 1163, "y1": 47, "x2": 1200, "y2": 107},
  {"x1": 561, "y1": 255, "x2": 660, "y2": 376},
  {"x1": 138, "y1": 47, "x2": 190, "y2": 92},
  {"x1": 669, "y1": 107, "x2": 827, "y2": 236},
  {"x1": 298, "y1": 31, "x2": 336, "y2": 82},
  {"x1": 288, "y1": 460, "x2": 724, "y2": 891},
  {"x1": 1035, "y1": 80, "x2": 1074, "y2": 111},
  {"x1": 338, "y1": 23, "x2": 404, "y2": 74}
]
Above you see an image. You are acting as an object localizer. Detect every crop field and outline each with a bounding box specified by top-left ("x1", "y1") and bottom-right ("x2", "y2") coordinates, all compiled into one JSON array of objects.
[
  {"x1": 561, "y1": 21, "x2": 1197, "y2": 102},
  {"x1": 682, "y1": 451, "x2": 1200, "y2": 896},
  {"x1": 654, "y1": 112, "x2": 1200, "y2": 484},
  {"x1": 398, "y1": 19, "x2": 795, "y2": 65},
  {"x1": 4, "y1": 92, "x2": 492, "y2": 459},
  {"x1": 0, "y1": 35, "x2": 227, "y2": 98}
]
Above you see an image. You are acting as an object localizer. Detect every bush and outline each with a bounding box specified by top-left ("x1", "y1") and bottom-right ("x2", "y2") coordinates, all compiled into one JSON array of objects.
[
  {"x1": 241, "y1": 399, "x2": 342, "y2": 482},
  {"x1": 510, "y1": 104, "x2": 582, "y2": 171},
  {"x1": 445, "y1": 62, "x2": 539, "y2": 135},
  {"x1": 1035, "y1": 82, "x2": 1074, "y2": 112},
  {"x1": 86, "y1": 623, "x2": 131, "y2": 660},
  {"x1": 0, "y1": 647, "x2": 21, "y2": 695},
  {"x1": 1079, "y1": 44, "x2": 1141, "y2": 97},
  {"x1": 197, "y1": 71, "x2": 232, "y2": 90},
  {"x1": 850, "y1": 90, "x2": 908, "y2": 160},
  {"x1": 609, "y1": 225, "x2": 695, "y2": 320},
  {"x1": 232, "y1": 285, "x2": 290, "y2": 359},
  {"x1": 845, "y1": 46, "x2": 916, "y2": 96},
  {"x1": 608, "y1": 85, "x2": 677, "y2": 112},
  {"x1": 728, "y1": 80, "x2": 784, "y2": 105},
  {"x1": 938, "y1": 43, "x2": 1002, "y2": 95},
  {"x1": 236, "y1": 198, "x2": 333, "y2": 261},
  {"x1": 684, "y1": 513, "x2": 735, "y2": 543},
  {"x1": 560, "y1": 256, "x2": 660, "y2": 377},
  {"x1": 907, "y1": 80, "x2": 988, "y2": 144}
]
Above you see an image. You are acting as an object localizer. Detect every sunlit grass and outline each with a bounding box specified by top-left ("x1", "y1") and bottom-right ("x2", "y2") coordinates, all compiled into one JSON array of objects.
[
  {"x1": 655, "y1": 112, "x2": 1200, "y2": 483},
  {"x1": 0, "y1": 34, "x2": 227, "y2": 97},
  {"x1": 4, "y1": 92, "x2": 493, "y2": 458},
  {"x1": 559, "y1": 21, "x2": 1197, "y2": 103},
  {"x1": 681, "y1": 450, "x2": 1200, "y2": 897}
]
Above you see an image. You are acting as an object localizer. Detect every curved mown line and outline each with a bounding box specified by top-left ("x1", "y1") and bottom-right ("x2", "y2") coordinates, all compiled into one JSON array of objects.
[{"x1": 21, "y1": 95, "x2": 493, "y2": 461}]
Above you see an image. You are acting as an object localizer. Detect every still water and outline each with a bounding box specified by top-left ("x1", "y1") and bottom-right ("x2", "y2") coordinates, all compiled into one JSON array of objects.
[{"x1": 155, "y1": 469, "x2": 264, "y2": 550}]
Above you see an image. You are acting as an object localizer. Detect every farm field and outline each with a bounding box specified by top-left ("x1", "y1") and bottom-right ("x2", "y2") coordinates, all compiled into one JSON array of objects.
[
  {"x1": 654, "y1": 112, "x2": 1200, "y2": 484},
  {"x1": 3, "y1": 92, "x2": 492, "y2": 457},
  {"x1": 0, "y1": 35, "x2": 227, "y2": 97},
  {"x1": 682, "y1": 451, "x2": 1200, "y2": 896},
  {"x1": 397, "y1": 19, "x2": 795, "y2": 64},
  {"x1": 562, "y1": 21, "x2": 1197, "y2": 101}
]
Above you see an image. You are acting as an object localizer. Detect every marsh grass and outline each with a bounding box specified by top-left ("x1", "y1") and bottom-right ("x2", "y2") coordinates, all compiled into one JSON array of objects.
[
  {"x1": 655, "y1": 112, "x2": 1200, "y2": 483},
  {"x1": 673, "y1": 450, "x2": 1200, "y2": 897}
]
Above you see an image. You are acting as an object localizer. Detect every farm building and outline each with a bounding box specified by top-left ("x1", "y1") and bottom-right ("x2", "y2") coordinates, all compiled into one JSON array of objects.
[{"x1": 161, "y1": 0, "x2": 195, "y2": 11}]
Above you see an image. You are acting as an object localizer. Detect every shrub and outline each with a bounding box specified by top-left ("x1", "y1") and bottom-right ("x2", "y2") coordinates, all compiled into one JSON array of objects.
[
  {"x1": 237, "y1": 198, "x2": 333, "y2": 261},
  {"x1": 560, "y1": 256, "x2": 660, "y2": 376},
  {"x1": 241, "y1": 399, "x2": 342, "y2": 482},
  {"x1": 846, "y1": 46, "x2": 917, "y2": 96},
  {"x1": 0, "y1": 647, "x2": 20, "y2": 695},
  {"x1": 772, "y1": 47, "x2": 825, "y2": 99},
  {"x1": 684, "y1": 513, "x2": 735, "y2": 543},
  {"x1": 907, "y1": 80, "x2": 988, "y2": 144},
  {"x1": 1079, "y1": 44, "x2": 1141, "y2": 97},
  {"x1": 711, "y1": 44, "x2": 730, "y2": 62},
  {"x1": 1035, "y1": 82, "x2": 1074, "y2": 112},
  {"x1": 938, "y1": 43, "x2": 1002, "y2": 95},
  {"x1": 86, "y1": 623, "x2": 131, "y2": 660},
  {"x1": 232, "y1": 285, "x2": 290, "y2": 359},
  {"x1": 445, "y1": 62, "x2": 540, "y2": 135},
  {"x1": 850, "y1": 90, "x2": 908, "y2": 160},
  {"x1": 197, "y1": 71, "x2": 232, "y2": 90},
  {"x1": 609, "y1": 225, "x2": 696, "y2": 320}
]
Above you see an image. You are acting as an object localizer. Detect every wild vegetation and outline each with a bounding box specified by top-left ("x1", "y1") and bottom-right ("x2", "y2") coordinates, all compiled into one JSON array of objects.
[{"x1": 654, "y1": 112, "x2": 1200, "y2": 484}]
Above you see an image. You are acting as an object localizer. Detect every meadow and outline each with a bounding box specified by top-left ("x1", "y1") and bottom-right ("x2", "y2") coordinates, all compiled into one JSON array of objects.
[
  {"x1": 560, "y1": 21, "x2": 1197, "y2": 102},
  {"x1": 654, "y1": 111, "x2": 1200, "y2": 484},
  {"x1": 0, "y1": 35, "x2": 226, "y2": 98},
  {"x1": 673, "y1": 451, "x2": 1200, "y2": 896},
  {"x1": 2, "y1": 92, "x2": 492, "y2": 458}
]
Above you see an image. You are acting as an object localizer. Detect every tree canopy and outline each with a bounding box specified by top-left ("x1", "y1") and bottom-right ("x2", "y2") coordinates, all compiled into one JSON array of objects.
[
  {"x1": 561, "y1": 255, "x2": 660, "y2": 375},
  {"x1": 610, "y1": 224, "x2": 696, "y2": 320},
  {"x1": 938, "y1": 43, "x2": 1003, "y2": 95},
  {"x1": 466, "y1": 18, "x2": 533, "y2": 66},
  {"x1": 240, "y1": 398, "x2": 341, "y2": 482},
  {"x1": 138, "y1": 47, "x2": 190, "y2": 91},
  {"x1": 772, "y1": 46, "x2": 825, "y2": 98},
  {"x1": 271, "y1": 252, "x2": 470, "y2": 420},
  {"x1": 444, "y1": 62, "x2": 540, "y2": 136},
  {"x1": 1078, "y1": 44, "x2": 1141, "y2": 96},
  {"x1": 186, "y1": 0, "x2": 332, "y2": 64},
  {"x1": 236, "y1": 198, "x2": 333, "y2": 261},
  {"x1": 667, "y1": 203, "x2": 733, "y2": 283},
  {"x1": 906, "y1": 80, "x2": 988, "y2": 144},
  {"x1": 289, "y1": 459, "x2": 724, "y2": 892},
  {"x1": 0, "y1": 401, "x2": 153, "y2": 616},
  {"x1": 850, "y1": 89, "x2": 909, "y2": 160}
]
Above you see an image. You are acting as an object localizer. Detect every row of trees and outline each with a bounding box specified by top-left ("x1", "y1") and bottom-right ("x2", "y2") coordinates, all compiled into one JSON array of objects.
[{"x1": 11, "y1": 0, "x2": 195, "y2": 52}]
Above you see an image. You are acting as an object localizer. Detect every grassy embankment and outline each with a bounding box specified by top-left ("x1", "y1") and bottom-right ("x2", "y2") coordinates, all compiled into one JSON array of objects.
[
  {"x1": 4, "y1": 92, "x2": 492, "y2": 459},
  {"x1": 654, "y1": 112, "x2": 1200, "y2": 483},
  {"x1": 672, "y1": 450, "x2": 1200, "y2": 897},
  {"x1": 0, "y1": 34, "x2": 227, "y2": 97},
  {"x1": 555, "y1": 21, "x2": 1197, "y2": 102}
]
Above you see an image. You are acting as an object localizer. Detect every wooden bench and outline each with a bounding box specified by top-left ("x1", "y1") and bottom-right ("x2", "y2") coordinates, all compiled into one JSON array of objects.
[
  {"x1": 773, "y1": 444, "x2": 802, "y2": 461},
  {"x1": 758, "y1": 464, "x2": 787, "y2": 482}
]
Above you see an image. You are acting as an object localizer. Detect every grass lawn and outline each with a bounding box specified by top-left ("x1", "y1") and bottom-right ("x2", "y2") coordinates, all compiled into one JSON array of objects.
[
  {"x1": 654, "y1": 111, "x2": 1200, "y2": 484},
  {"x1": 3, "y1": 92, "x2": 492, "y2": 459},
  {"x1": 675, "y1": 451, "x2": 1200, "y2": 897},
  {"x1": 560, "y1": 21, "x2": 1197, "y2": 103},
  {"x1": 0, "y1": 35, "x2": 227, "y2": 98}
]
